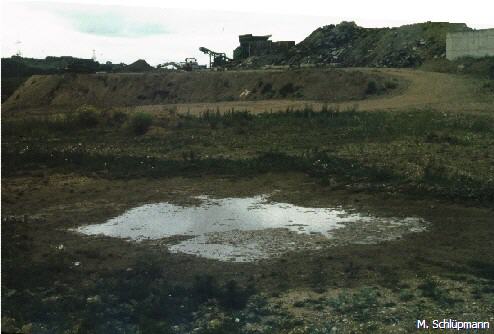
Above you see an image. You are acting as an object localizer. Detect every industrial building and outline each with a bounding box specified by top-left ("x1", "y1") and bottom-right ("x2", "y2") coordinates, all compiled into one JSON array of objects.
[{"x1": 233, "y1": 34, "x2": 295, "y2": 60}]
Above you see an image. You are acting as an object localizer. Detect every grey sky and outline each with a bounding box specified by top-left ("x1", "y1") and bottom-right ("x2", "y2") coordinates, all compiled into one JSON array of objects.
[
  {"x1": 65, "y1": 9, "x2": 167, "y2": 37},
  {"x1": 2, "y1": 1, "x2": 491, "y2": 66}
]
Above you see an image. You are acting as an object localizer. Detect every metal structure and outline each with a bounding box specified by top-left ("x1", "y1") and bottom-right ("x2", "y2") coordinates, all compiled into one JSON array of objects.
[{"x1": 199, "y1": 47, "x2": 232, "y2": 68}]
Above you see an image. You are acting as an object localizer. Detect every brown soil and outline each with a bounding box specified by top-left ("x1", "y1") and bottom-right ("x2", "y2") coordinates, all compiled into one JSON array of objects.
[
  {"x1": 5, "y1": 69, "x2": 490, "y2": 119},
  {"x1": 126, "y1": 69, "x2": 492, "y2": 115},
  {"x1": 2, "y1": 69, "x2": 393, "y2": 111}
]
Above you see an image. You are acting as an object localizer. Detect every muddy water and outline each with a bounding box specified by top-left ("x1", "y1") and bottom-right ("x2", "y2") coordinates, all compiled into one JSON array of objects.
[{"x1": 75, "y1": 195, "x2": 427, "y2": 262}]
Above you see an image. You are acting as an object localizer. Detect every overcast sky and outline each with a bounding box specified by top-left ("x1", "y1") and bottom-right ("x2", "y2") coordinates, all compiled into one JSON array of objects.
[{"x1": 2, "y1": 0, "x2": 492, "y2": 66}]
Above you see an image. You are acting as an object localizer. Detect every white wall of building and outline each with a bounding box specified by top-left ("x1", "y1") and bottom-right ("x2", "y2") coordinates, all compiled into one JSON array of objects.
[{"x1": 446, "y1": 29, "x2": 494, "y2": 60}]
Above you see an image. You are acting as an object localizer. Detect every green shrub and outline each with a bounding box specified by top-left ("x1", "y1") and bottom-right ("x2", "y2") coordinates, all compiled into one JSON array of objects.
[
  {"x1": 421, "y1": 56, "x2": 494, "y2": 79},
  {"x1": 399, "y1": 289, "x2": 415, "y2": 301},
  {"x1": 261, "y1": 83, "x2": 273, "y2": 96},
  {"x1": 418, "y1": 277, "x2": 455, "y2": 305},
  {"x1": 384, "y1": 79, "x2": 398, "y2": 89},
  {"x1": 107, "y1": 110, "x2": 128, "y2": 126},
  {"x1": 192, "y1": 275, "x2": 218, "y2": 302},
  {"x1": 483, "y1": 81, "x2": 494, "y2": 93},
  {"x1": 75, "y1": 105, "x2": 100, "y2": 128},
  {"x1": 328, "y1": 287, "x2": 379, "y2": 321},
  {"x1": 423, "y1": 159, "x2": 448, "y2": 183},
  {"x1": 218, "y1": 280, "x2": 254, "y2": 310},
  {"x1": 130, "y1": 112, "x2": 153, "y2": 135},
  {"x1": 420, "y1": 59, "x2": 456, "y2": 73},
  {"x1": 365, "y1": 80, "x2": 379, "y2": 94},
  {"x1": 279, "y1": 83, "x2": 297, "y2": 97}
]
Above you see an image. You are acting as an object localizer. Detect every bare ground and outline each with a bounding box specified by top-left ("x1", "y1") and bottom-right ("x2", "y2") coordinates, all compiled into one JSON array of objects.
[
  {"x1": 2, "y1": 68, "x2": 493, "y2": 333},
  {"x1": 127, "y1": 69, "x2": 493, "y2": 115}
]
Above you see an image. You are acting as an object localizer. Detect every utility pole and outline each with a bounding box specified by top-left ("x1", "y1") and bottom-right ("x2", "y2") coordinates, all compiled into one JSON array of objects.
[{"x1": 15, "y1": 40, "x2": 22, "y2": 57}]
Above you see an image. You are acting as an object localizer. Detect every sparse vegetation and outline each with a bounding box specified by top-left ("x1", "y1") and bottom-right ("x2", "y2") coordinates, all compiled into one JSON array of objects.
[
  {"x1": 2, "y1": 66, "x2": 493, "y2": 333},
  {"x1": 420, "y1": 56, "x2": 494, "y2": 79},
  {"x1": 4, "y1": 106, "x2": 493, "y2": 204},
  {"x1": 129, "y1": 112, "x2": 153, "y2": 135},
  {"x1": 365, "y1": 79, "x2": 379, "y2": 94},
  {"x1": 418, "y1": 277, "x2": 456, "y2": 305},
  {"x1": 2, "y1": 69, "x2": 396, "y2": 110},
  {"x1": 328, "y1": 287, "x2": 379, "y2": 321},
  {"x1": 75, "y1": 105, "x2": 100, "y2": 128}
]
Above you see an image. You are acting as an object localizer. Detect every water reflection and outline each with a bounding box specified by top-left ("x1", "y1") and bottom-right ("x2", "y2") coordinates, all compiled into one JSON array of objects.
[{"x1": 75, "y1": 196, "x2": 426, "y2": 262}]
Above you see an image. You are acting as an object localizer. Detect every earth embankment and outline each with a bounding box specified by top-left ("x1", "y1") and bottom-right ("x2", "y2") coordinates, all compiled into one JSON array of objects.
[{"x1": 2, "y1": 69, "x2": 396, "y2": 110}]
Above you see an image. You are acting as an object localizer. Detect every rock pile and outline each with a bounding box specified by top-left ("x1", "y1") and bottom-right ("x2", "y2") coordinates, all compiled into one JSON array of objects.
[{"x1": 238, "y1": 21, "x2": 471, "y2": 68}]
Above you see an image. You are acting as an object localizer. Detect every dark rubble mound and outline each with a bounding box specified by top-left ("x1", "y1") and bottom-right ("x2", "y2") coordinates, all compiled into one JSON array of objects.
[
  {"x1": 120, "y1": 59, "x2": 154, "y2": 72},
  {"x1": 290, "y1": 21, "x2": 470, "y2": 67}
]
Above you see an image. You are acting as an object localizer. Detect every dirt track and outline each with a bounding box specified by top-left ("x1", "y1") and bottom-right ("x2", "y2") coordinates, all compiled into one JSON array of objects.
[
  {"x1": 131, "y1": 69, "x2": 493, "y2": 115},
  {"x1": 3, "y1": 68, "x2": 491, "y2": 118},
  {"x1": 350, "y1": 68, "x2": 491, "y2": 111}
]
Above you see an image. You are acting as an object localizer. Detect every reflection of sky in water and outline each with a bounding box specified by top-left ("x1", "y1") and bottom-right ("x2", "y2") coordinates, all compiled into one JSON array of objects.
[
  {"x1": 76, "y1": 195, "x2": 371, "y2": 240},
  {"x1": 75, "y1": 195, "x2": 426, "y2": 262}
]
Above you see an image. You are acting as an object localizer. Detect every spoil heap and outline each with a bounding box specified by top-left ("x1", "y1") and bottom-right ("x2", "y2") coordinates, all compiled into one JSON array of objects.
[
  {"x1": 291, "y1": 21, "x2": 470, "y2": 67},
  {"x1": 236, "y1": 22, "x2": 470, "y2": 68}
]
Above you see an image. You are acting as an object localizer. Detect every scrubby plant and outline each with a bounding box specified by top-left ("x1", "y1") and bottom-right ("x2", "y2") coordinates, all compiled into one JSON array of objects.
[
  {"x1": 384, "y1": 79, "x2": 398, "y2": 89},
  {"x1": 261, "y1": 82, "x2": 274, "y2": 96},
  {"x1": 105, "y1": 110, "x2": 128, "y2": 126},
  {"x1": 219, "y1": 280, "x2": 254, "y2": 310},
  {"x1": 420, "y1": 59, "x2": 457, "y2": 73},
  {"x1": 365, "y1": 79, "x2": 379, "y2": 94},
  {"x1": 423, "y1": 158, "x2": 449, "y2": 183},
  {"x1": 279, "y1": 82, "x2": 297, "y2": 97},
  {"x1": 418, "y1": 277, "x2": 457, "y2": 305},
  {"x1": 421, "y1": 56, "x2": 494, "y2": 79},
  {"x1": 483, "y1": 81, "x2": 494, "y2": 93},
  {"x1": 191, "y1": 276, "x2": 254, "y2": 310},
  {"x1": 192, "y1": 275, "x2": 218, "y2": 302},
  {"x1": 75, "y1": 105, "x2": 100, "y2": 128},
  {"x1": 130, "y1": 112, "x2": 153, "y2": 135},
  {"x1": 399, "y1": 289, "x2": 415, "y2": 302},
  {"x1": 328, "y1": 287, "x2": 379, "y2": 321}
]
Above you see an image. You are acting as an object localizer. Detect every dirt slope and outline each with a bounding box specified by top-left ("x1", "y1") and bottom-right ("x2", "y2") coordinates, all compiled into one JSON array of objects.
[
  {"x1": 127, "y1": 69, "x2": 493, "y2": 115},
  {"x1": 2, "y1": 69, "x2": 393, "y2": 111},
  {"x1": 338, "y1": 68, "x2": 491, "y2": 111},
  {"x1": 3, "y1": 68, "x2": 490, "y2": 116}
]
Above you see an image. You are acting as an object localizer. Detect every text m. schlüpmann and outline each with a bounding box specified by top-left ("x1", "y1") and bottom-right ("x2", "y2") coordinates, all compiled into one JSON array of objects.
[{"x1": 417, "y1": 319, "x2": 490, "y2": 330}]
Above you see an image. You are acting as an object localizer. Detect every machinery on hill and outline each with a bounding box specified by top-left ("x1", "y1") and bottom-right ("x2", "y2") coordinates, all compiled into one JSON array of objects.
[
  {"x1": 199, "y1": 47, "x2": 233, "y2": 69},
  {"x1": 157, "y1": 47, "x2": 235, "y2": 71},
  {"x1": 157, "y1": 57, "x2": 206, "y2": 71}
]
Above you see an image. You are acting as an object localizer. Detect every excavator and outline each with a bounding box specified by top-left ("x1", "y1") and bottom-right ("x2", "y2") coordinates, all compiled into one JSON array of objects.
[
  {"x1": 157, "y1": 58, "x2": 205, "y2": 71},
  {"x1": 158, "y1": 47, "x2": 234, "y2": 71}
]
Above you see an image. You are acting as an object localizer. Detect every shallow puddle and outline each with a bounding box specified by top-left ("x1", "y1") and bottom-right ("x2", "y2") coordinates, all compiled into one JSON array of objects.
[{"x1": 75, "y1": 195, "x2": 427, "y2": 262}]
